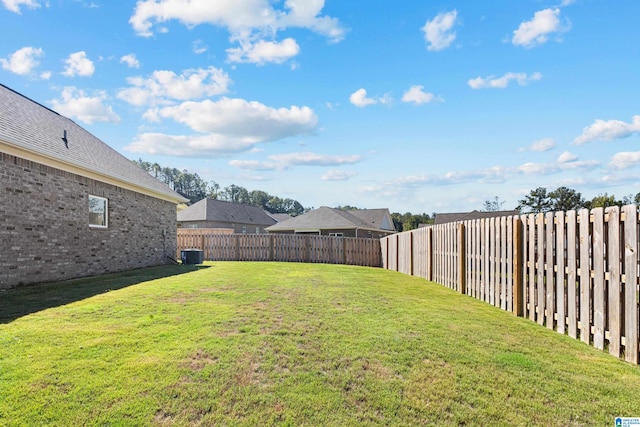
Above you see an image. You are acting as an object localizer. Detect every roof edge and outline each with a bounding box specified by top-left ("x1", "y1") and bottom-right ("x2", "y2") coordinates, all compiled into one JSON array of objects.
[{"x1": 1, "y1": 140, "x2": 188, "y2": 204}]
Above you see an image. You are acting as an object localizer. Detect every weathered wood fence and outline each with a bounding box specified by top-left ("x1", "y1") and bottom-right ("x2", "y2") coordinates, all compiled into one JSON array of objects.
[
  {"x1": 381, "y1": 206, "x2": 640, "y2": 364},
  {"x1": 177, "y1": 230, "x2": 382, "y2": 267}
]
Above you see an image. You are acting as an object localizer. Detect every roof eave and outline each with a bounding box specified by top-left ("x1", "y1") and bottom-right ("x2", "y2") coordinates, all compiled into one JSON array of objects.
[{"x1": 1, "y1": 139, "x2": 187, "y2": 204}]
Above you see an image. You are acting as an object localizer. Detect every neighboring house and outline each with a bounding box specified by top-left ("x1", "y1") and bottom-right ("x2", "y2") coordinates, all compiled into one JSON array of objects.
[
  {"x1": 0, "y1": 84, "x2": 188, "y2": 289},
  {"x1": 434, "y1": 210, "x2": 519, "y2": 225},
  {"x1": 177, "y1": 198, "x2": 278, "y2": 234},
  {"x1": 265, "y1": 206, "x2": 396, "y2": 238}
]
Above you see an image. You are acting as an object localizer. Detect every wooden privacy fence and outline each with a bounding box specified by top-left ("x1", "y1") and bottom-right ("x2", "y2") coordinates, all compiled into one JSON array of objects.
[
  {"x1": 381, "y1": 205, "x2": 640, "y2": 365},
  {"x1": 177, "y1": 230, "x2": 382, "y2": 267}
]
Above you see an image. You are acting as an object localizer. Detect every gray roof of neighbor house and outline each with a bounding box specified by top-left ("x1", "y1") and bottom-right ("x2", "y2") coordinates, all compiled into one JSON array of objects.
[
  {"x1": 348, "y1": 208, "x2": 396, "y2": 231},
  {"x1": 266, "y1": 212, "x2": 293, "y2": 223},
  {"x1": 434, "y1": 210, "x2": 519, "y2": 225},
  {"x1": 0, "y1": 84, "x2": 187, "y2": 203},
  {"x1": 265, "y1": 206, "x2": 396, "y2": 233},
  {"x1": 177, "y1": 198, "x2": 278, "y2": 226}
]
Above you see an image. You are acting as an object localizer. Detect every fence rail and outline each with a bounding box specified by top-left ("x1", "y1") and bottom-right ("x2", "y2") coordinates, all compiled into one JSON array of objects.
[
  {"x1": 177, "y1": 230, "x2": 382, "y2": 267},
  {"x1": 381, "y1": 206, "x2": 640, "y2": 365}
]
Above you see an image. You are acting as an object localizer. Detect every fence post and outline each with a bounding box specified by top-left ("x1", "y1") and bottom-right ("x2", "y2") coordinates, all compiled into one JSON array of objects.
[
  {"x1": 458, "y1": 223, "x2": 466, "y2": 294},
  {"x1": 513, "y1": 218, "x2": 524, "y2": 316}
]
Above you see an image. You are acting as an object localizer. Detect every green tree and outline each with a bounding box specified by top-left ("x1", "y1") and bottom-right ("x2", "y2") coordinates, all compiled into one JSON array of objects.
[
  {"x1": 249, "y1": 190, "x2": 271, "y2": 209},
  {"x1": 587, "y1": 193, "x2": 620, "y2": 209},
  {"x1": 622, "y1": 192, "x2": 640, "y2": 205},
  {"x1": 221, "y1": 184, "x2": 250, "y2": 204},
  {"x1": 207, "y1": 181, "x2": 220, "y2": 199},
  {"x1": 483, "y1": 196, "x2": 505, "y2": 212},
  {"x1": 390, "y1": 212, "x2": 433, "y2": 232},
  {"x1": 517, "y1": 187, "x2": 553, "y2": 214},
  {"x1": 549, "y1": 186, "x2": 585, "y2": 212}
]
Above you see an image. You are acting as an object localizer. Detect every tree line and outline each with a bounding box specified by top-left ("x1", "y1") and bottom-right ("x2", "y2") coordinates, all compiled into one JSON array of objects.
[
  {"x1": 485, "y1": 186, "x2": 640, "y2": 214},
  {"x1": 133, "y1": 159, "x2": 305, "y2": 216},
  {"x1": 135, "y1": 159, "x2": 436, "y2": 232}
]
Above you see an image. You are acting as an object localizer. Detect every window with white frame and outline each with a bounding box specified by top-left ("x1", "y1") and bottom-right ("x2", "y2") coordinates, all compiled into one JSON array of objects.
[{"x1": 89, "y1": 195, "x2": 108, "y2": 228}]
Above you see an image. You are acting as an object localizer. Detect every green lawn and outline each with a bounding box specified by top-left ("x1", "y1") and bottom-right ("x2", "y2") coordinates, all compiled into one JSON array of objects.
[{"x1": 1, "y1": 262, "x2": 639, "y2": 426}]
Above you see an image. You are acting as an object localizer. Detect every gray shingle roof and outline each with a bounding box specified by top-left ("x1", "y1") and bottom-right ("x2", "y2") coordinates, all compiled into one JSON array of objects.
[
  {"x1": 266, "y1": 206, "x2": 394, "y2": 233},
  {"x1": 177, "y1": 198, "x2": 277, "y2": 226},
  {"x1": 0, "y1": 84, "x2": 187, "y2": 203},
  {"x1": 348, "y1": 208, "x2": 395, "y2": 231}
]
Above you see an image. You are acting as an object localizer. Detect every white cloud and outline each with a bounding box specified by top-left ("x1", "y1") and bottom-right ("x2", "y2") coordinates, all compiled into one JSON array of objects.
[
  {"x1": 402, "y1": 85, "x2": 435, "y2": 105},
  {"x1": 62, "y1": 51, "x2": 95, "y2": 77},
  {"x1": 558, "y1": 151, "x2": 577, "y2": 163},
  {"x1": 468, "y1": 72, "x2": 542, "y2": 89},
  {"x1": 120, "y1": 54, "x2": 140, "y2": 69},
  {"x1": 0, "y1": 46, "x2": 43, "y2": 75},
  {"x1": 128, "y1": 0, "x2": 344, "y2": 68},
  {"x1": 50, "y1": 87, "x2": 120, "y2": 125},
  {"x1": 574, "y1": 115, "x2": 640, "y2": 144},
  {"x1": 230, "y1": 152, "x2": 362, "y2": 171},
  {"x1": 421, "y1": 10, "x2": 458, "y2": 51},
  {"x1": 227, "y1": 38, "x2": 300, "y2": 65},
  {"x1": 512, "y1": 8, "x2": 568, "y2": 48},
  {"x1": 126, "y1": 98, "x2": 318, "y2": 157},
  {"x1": 349, "y1": 88, "x2": 391, "y2": 107},
  {"x1": 269, "y1": 152, "x2": 362, "y2": 167},
  {"x1": 520, "y1": 137, "x2": 555, "y2": 152},
  {"x1": 117, "y1": 66, "x2": 231, "y2": 106},
  {"x1": 349, "y1": 88, "x2": 376, "y2": 107},
  {"x1": 388, "y1": 157, "x2": 599, "y2": 191},
  {"x1": 609, "y1": 152, "x2": 640, "y2": 170},
  {"x1": 1, "y1": 0, "x2": 39, "y2": 13},
  {"x1": 40, "y1": 71, "x2": 51, "y2": 80},
  {"x1": 321, "y1": 169, "x2": 357, "y2": 181},
  {"x1": 192, "y1": 40, "x2": 208, "y2": 54}
]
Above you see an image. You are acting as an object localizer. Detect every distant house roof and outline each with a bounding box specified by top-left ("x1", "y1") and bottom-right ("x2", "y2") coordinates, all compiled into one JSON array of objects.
[
  {"x1": 265, "y1": 212, "x2": 293, "y2": 223},
  {"x1": 0, "y1": 84, "x2": 186, "y2": 204},
  {"x1": 265, "y1": 206, "x2": 396, "y2": 234},
  {"x1": 177, "y1": 198, "x2": 277, "y2": 226},
  {"x1": 348, "y1": 208, "x2": 396, "y2": 231},
  {"x1": 434, "y1": 210, "x2": 519, "y2": 225}
]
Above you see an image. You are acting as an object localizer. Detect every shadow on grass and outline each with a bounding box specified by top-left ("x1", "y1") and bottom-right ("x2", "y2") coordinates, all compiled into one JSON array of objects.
[{"x1": 0, "y1": 264, "x2": 210, "y2": 324}]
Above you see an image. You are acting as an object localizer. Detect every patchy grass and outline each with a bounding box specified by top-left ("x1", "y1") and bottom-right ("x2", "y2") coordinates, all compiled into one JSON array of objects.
[{"x1": 1, "y1": 262, "x2": 639, "y2": 426}]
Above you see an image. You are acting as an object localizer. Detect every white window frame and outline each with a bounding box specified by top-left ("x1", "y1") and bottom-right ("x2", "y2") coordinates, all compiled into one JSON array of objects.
[{"x1": 89, "y1": 195, "x2": 108, "y2": 229}]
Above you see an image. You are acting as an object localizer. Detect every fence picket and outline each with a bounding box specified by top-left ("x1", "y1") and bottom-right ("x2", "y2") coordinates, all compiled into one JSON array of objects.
[
  {"x1": 579, "y1": 209, "x2": 591, "y2": 345},
  {"x1": 623, "y1": 205, "x2": 639, "y2": 364},
  {"x1": 567, "y1": 210, "x2": 578, "y2": 339},
  {"x1": 546, "y1": 212, "x2": 555, "y2": 330},
  {"x1": 607, "y1": 206, "x2": 621, "y2": 357},
  {"x1": 593, "y1": 208, "x2": 605, "y2": 351},
  {"x1": 528, "y1": 214, "x2": 536, "y2": 321},
  {"x1": 556, "y1": 211, "x2": 566, "y2": 335}
]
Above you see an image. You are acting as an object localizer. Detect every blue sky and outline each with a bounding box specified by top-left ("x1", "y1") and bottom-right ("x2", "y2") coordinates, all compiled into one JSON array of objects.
[{"x1": 2, "y1": 0, "x2": 640, "y2": 214}]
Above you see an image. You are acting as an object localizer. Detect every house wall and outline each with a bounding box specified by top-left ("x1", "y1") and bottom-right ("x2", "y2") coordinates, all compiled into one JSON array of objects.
[
  {"x1": 178, "y1": 220, "x2": 269, "y2": 234},
  {"x1": 0, "y1": 153, "x2": 178, "y2": 289}
]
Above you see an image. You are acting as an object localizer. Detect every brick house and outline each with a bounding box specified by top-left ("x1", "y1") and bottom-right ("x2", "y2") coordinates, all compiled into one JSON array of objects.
[
  {"x1": 177, "y1": 198, "x2": 277, "y2": 234},
  {"x1": 0, "y1": 84, "x2": 188, "y2": 289},
  {"x1": 265, "y1": 206, "x2": 397, "y2": 238}
]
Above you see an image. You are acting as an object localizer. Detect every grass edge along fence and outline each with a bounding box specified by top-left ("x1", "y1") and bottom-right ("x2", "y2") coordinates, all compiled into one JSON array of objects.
[
  {"x1": 178, "y1": 230, "x2": 382, "y2": 267},
  {"x1": 381, "y1": 205, "x2": 640, "y2": 365}
]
